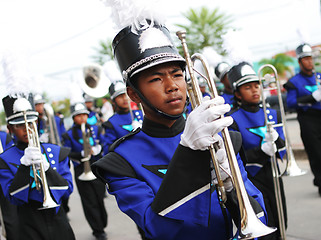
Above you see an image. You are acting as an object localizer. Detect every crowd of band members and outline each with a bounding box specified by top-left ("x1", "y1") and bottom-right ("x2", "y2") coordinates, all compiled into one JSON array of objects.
[{"x1": 0, "y1": 41, "x2": 320, "y2": 240}]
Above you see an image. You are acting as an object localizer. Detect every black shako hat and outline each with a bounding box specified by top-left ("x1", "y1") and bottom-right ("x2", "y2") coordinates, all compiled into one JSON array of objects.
[
  {"x1": 2, "y1": 94, "x2": 39, "y2": 125},
  {"x1": 112, "y1": 21, "x2": 186, "y2": 84},
  {"x1": 296, "y1": 43, "x2": 313, "y2": 59},
  {"x1": 228, "y1": 62, "x2": 259, "y2": 91},
  {"x1": 215, "y1": 62, "x2": 231, "y2": 81}
]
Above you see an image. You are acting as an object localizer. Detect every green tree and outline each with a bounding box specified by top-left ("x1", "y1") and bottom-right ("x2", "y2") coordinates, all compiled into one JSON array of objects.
[
  {"x1": 175, "y1": 6, "x2": 233, "y2": 56},
  {"x1": 258, "y1": 53, "x2": 295, "y2": 78},
  {"x1": 91, "y1": 39, "x2": 114, "y2": 65}
]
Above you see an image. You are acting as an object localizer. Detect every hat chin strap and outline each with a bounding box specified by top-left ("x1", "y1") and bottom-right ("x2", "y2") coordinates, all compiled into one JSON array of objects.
[{"x1": 128, "y1": 81, "x2": 186, "y2": 120}]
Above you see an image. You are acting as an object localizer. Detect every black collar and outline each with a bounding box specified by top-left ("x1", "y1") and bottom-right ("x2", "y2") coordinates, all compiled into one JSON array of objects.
[
  {"x1": 16, "y1": 141, "x2": 28, "y2": 150},
  {"x1": 240, "y1": 103, "x2": 260, "y2": 113},
  {"x1": 142, "y1": 116, "x2": 185, "y2": 138}
]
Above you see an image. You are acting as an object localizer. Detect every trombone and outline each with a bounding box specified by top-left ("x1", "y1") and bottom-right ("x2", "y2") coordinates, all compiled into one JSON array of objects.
[
  {"x1": 43, "y1": 103, "x2": 61, "y2": 146},
  {"x1": 23, "y1": 111, "x2": 59, "y2": 209},
  {"x1": 258, "y1": 64, "x2": 306, "y2": 177},
  {"x1": 176, "y1": 30, "x2": 276, "y2": 239}
]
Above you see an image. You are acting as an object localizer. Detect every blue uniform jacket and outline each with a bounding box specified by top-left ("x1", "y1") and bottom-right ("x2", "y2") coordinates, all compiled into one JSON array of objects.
[
  {"x1": 0, "y1": 142, "x2": 73, "y2": 212},
  {"x1": 102, "y1": 110, "x2": 143, "y2": 154},
  {"x1": 0, "y1": 131, "x2": 14, "y2": 151},
  {"x1": 220, "y1": 92, "x2": 234, "y2": 107},
  {"x1": 284, "y1": 71, "x2": 321, "y2": 112},
  {"x1": 92, "y1": 117, "x2": 267, "y2": 240},
  {"x1": 228, "y1": 105, "x2": 286, "y2": 177},
  {"x1": 62, "y1": 123, "x2": 104, "y2": 167}
]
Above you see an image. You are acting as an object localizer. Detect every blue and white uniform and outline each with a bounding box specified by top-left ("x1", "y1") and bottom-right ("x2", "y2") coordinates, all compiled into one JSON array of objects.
[
  {"x1": 227, "y1": 104, "x2": 287, "y2": 239},
  {"x1": 102, "y1": 109, "x2": 143, "y2": 154},
  {"x1": 0, "y1": 141, "x2": 75, "y2": 240},
  {"x1": 284, "y1": 71, "x2": 321, "y2": 190},
  {"x1": 93, "y1": 116, "x2": 267, "y2": 240}
]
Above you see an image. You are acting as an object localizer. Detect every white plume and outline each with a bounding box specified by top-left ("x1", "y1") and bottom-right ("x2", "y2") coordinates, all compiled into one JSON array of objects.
[
  {"x1": 69, "y1": 80, "x2": 85, "y2": 105},
  {"x1": 101, "y1": 0, "x2": 166, "y2": 32},
  {"x1": 296, "y1": 25, "x2": 311, "y2": 44},
  {"x1": 102, "y1": 60, "x2": 123, "y2": 83},
  {"x1": 222, "y1": 30, "x2": 253, "y2": 65},
  {"x1": 201, "y1": 47, "x2": 223, "y2": 68},
  {"x1": 1, "y1": 49, "x2": 31, "y2": 98}
]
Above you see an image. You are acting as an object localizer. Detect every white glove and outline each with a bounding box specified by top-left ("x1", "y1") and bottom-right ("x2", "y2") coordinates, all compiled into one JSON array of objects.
[
  {"x1": 20, "y1": 147, "x2": 50, "y2": 171},
  {"x1": 212, "y1": 138, "x2": 233, "y2": 192},
  {"x1": 180, "y1": 97, "x2": 233, "y2": 150},
  {"x1": 261, "y1": 128, "x2": 278, "y2": 157},
  {"x1": 91, "y1": 144, "x2": 102, "y2": 156},
  {"x1": 39, "y1": 132, "x2": 49, "y2": 143},
  {"x1": 132, "y1": 120, "x2": 142, "y2": 130},
  {"x1": 312, "y1": 88, "x2": 321, "y2": 102}
]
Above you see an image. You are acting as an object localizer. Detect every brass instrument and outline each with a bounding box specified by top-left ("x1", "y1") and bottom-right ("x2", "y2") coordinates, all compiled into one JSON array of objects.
[
  {"x1": 78, "y1": 123, "x2": 97, "y2": 181},
  {"x1": 43, "y1": 103, "x2": 61, "y2": 146},
  {"x1": 81, "y1": 64, "x2": 110, "y2": 98},
  {"x1": 23, "y1": 111, "x2": 59, "y2": 209},
  {"x1": 176, "y1": 30, "x2": 276, "y2": 239},
  {"x1": 258, "y1": 64, "x2": 306, "y2": 177},
  {"x1": 258, "y1": 64, "x2": 292, "y2": 240}
]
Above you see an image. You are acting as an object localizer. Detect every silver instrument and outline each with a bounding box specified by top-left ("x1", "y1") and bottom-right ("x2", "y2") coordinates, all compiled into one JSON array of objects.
[
  {"x1": 43, "y1": 103, "x2": 61, "y2": 146},
  {"x1": 23, "y1": 111, "x2": 59, "y2": 210},
  {"x1": 258, "y1": 64, "x2": 306, "y2": 177},
  {"x1": 78, "y1": 123, "x2": 97, "y2": 181},
  {"x1": 177, "y1": 30, "x2": 276, "y2": 239}
]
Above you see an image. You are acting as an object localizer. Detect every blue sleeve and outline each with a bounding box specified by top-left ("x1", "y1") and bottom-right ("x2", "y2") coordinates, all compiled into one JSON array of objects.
[
  {"x1": 103, "y1": 123, "x2": 118, "y2": 154},
  {"x1": 106, "y1": 174, "x2": 184, "y2": 239}
]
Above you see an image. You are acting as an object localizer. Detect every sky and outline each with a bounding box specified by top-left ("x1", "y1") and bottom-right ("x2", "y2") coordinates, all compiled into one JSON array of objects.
[{"x1": 0, "y1": 0, "x2": 321, "y2": 105}]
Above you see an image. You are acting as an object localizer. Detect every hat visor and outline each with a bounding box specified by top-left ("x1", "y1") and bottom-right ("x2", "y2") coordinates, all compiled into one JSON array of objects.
[
  {"x1": 8, "y1": 115, "x2": 38, "y2": 125},
  {"x1": 130, "y1": 56, "x2": 186, "y2": 81},
  {"x1": 235, "y1": 75, "x2": 260, "y2": 89},
  {"x1": 71, "y1": 109, "x2": 90, "y2": 118}
]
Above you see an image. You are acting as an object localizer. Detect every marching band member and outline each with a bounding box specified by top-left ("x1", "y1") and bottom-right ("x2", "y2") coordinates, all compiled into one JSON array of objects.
[
  {"x1": 102, "y1": 80, "x2": 143, "y2": 155},
  {"x1": 0, "y1": 130, "x2": 18, "y2": 239},
  {"x1": 83, "y1": 94, "x2": 101, "y2": 126},
  {"x1": 284, "y1": 43, "x2": 321, "y2": 196},
  {"x1": 215, "y1": 62, "x2": 234, "y2": 107},
  {"x1": 0, "y1": 94, "x2": 75, "y2": 240},
  {"x1": 226, "y1": 62, "x2": 287, "y2": 239},
  {"x1": 34, "y1": 93, "x2": 66, "y2": 144},
  {"x1": 61, "y1": 102, "x2": 107, "y2": 240},
  {"x1": 92, "y1": 1, "x2": 269, "y2": 239},
  {"x1": 0, "y1": 51, "x2": 74, "y2": 240}
]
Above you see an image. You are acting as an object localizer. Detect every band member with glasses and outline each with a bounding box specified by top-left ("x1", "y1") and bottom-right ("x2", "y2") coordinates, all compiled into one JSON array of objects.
[{"x1": 0, "y1": 94, "x2": 75, "y2": 240}]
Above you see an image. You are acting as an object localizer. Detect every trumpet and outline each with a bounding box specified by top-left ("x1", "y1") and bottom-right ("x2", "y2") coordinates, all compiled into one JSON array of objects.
[
  {"x1": 176, "y1": 30, "x2": 276, "y2": 239},
  {"x1": 258, "y1": 64, "x2": 306, "y2": 177},
  {"x1": 23, "y1": 111, "x2": 59, "y2": 209},
  {"x1": 78, "y1": 123, "x2": 97, "y2": 181}
]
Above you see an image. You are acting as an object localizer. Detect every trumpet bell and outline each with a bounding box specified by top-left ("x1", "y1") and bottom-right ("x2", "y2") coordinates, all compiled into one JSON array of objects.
[
  {"x1": 80, "y1": 64, "x2": 111, "y2": 98},
  {"x1": 38, "y1": 197, "x2": 59, "y2": 210},
  {"x1": 282, "y1": 149, "x2": 307, "y2": 177},
  {"x1": 78, "y1": 171, "x2": 97, "y2": 181}
]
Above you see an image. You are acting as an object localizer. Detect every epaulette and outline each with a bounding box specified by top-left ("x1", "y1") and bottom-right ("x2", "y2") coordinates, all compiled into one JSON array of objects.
[
  {"x1": 109, "y1": 127, "x2": 141, "y2": 152},
  {"x1": 283, "y1": 79, "x2": 295, "y2": 90}
]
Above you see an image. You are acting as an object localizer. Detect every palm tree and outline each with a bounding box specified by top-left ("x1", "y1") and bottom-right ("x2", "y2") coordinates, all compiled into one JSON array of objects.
[
  {"x1": 258, "y1": 53, "x2": 295, "y2": 78},
  {"x1": 175, "y1": 6, "x2": 233, "y2": 56},
  {"x1": 91, "y1": 39, "x2": 114, "y2": 65}
]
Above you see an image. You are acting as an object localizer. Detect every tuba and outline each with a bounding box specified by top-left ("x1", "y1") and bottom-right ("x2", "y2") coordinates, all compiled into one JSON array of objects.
[
  {"x1": 43, "y1": 103, "x2": 61, "y2": 146},
  {"x1": 78, "y1": 123, "x2": 97, "y2": 181},
  {"x1": 81, "y1": 63, "x2": 110, "y2": 98},
  {"x1": 177, "y1": 30, "x2": 276, "y2": 239},
  {"x1": 23, "y1": 111, "x2": 59, "y2": 209}
]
